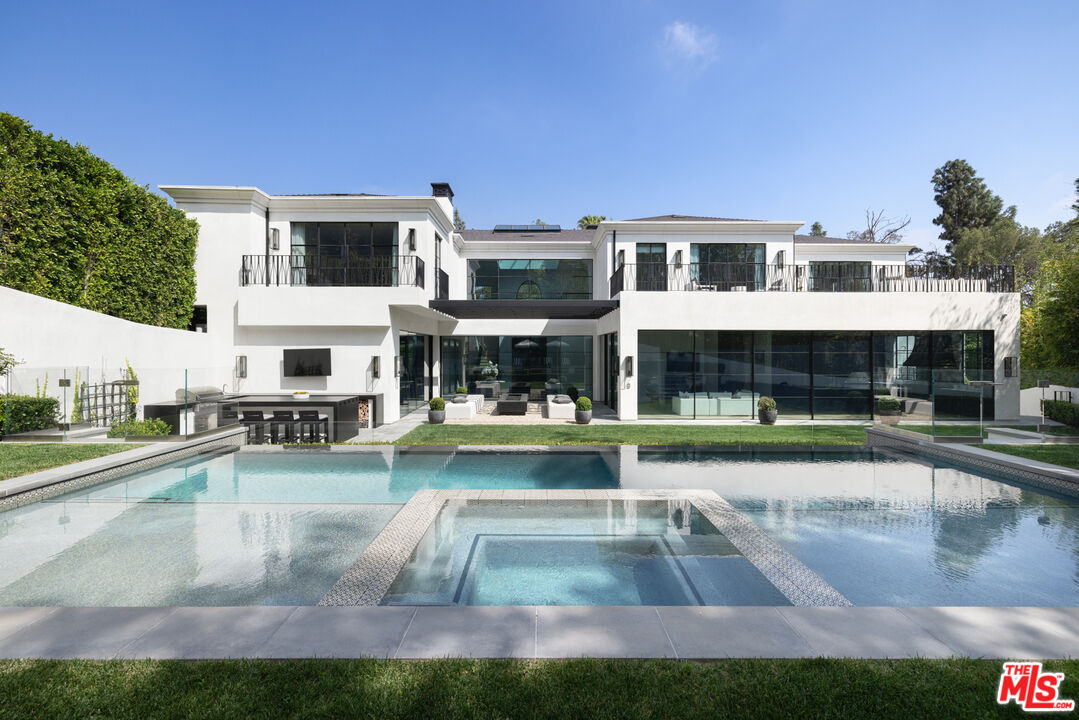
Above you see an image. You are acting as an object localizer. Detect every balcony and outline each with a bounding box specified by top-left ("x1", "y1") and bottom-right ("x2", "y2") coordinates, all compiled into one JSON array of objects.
[
  {"x1": 609, "y1": 263, "x2": 1015, "y2": 296},
  {"x1": 240, "y1": 254, "x2": 424, "y2": 288}
]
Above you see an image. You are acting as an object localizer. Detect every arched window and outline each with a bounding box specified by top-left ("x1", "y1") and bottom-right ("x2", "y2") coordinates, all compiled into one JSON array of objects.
[{"x1": 516, "y1": 280, "x2": 542, "y2": 299}]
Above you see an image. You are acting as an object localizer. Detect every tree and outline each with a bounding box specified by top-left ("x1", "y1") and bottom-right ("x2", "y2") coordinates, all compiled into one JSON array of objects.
[
  {"x1": 533, "y1": 219, "x2": 549, "y2": 226},
  {"x1": 577, "y1": 215, "x2": 607, "y2": 229},
  {"x1": 1028, "y1": 249, "x2": 1079, "y2": 367},
  {"x1": 846, "y1": 209, "x2": 910, "y2": 243},
  {"x1": 953, "y1": 211, "x2": 1044, "y2": 304},
  {"x1": 931, "y1": 159, "x2": 1003, "y2": 254},
  {"x1": 453, "y1": 208, "x2": 465, "y2": 231},
  {"x1": 808, "y1": 222, "x2": 826, "y2": 237}
]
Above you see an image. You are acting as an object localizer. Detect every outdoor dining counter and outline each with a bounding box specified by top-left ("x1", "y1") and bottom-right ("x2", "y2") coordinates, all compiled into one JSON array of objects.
[
  {"x1": 230, "y1": 394, "x2": 379, "y2": 441},
  {"x1": 144, "y1": 393, "x2": 379, "y2": 442}
]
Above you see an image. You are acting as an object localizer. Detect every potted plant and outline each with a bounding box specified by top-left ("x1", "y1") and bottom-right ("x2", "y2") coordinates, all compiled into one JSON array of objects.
[
  {"x1": 428, "y1": 396, "x2": 446, "y2": 424},
  {"x1": 456, "y1": 386, "x2": 468, "y2": 394},
  {"x1": 575, "y1": 396, "x2": 592, "y2": 424},
  {"x1": 480, "y1": 361, "x2": 499, "y2": 379},
  {"x1": 757, "y1": 396, "x2": 777, "y2": 425},
  {"x1": 877, "y1": 395, "x2": 902, "y2": 425}
]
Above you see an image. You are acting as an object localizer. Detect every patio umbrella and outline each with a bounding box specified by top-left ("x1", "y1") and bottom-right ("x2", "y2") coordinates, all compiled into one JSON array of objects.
[{"x1": 514, "y1": 339, "x2": 539, "y2": 349}]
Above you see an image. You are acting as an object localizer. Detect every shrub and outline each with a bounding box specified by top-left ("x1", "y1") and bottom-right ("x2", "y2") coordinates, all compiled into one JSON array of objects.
[
  {"x1": 757, "y1": 396, "x2": 777, "y2": 411},
  {"x1": 1043, "y1": 400, "x2": 1079, "y2": 428},
  {"x1": 456, "y1": 386, "x2": 468, "y2": 394},
  {"x1": 429, "y1": 397, "x2": 446, "y2": 411},
  {"x1": 575, "y1": 396, "x2": 592, "y2": 411},
  {"x1": 873, "y1": 387, "x2": 892, "y2": 396},
  {"x1": 877, "y1": 396, "x2": 902, "y2": 412},
  {"x1": 106, "y1": 418, "x2": 171, "y2": 438},
  {"x1": 0, "y1": 395, "x2": 59, "y2": 435}
]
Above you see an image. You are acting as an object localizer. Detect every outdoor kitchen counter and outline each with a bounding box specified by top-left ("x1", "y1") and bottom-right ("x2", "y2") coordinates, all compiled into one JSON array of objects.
[{"x1": 145, "y1": 393, "x2": 379, "y2": 441}]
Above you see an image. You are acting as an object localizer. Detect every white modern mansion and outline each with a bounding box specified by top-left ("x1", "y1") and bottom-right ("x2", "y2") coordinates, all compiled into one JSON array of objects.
[{"x1": 160, "y1": 182, "x2": 1021, "y2": 426}]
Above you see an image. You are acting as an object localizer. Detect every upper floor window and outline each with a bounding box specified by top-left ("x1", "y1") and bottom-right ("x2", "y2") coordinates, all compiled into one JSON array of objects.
[
  {"x1": 808, "y1": 261, "x2": 872, "y2": 292},
  {"x1": 290, "y1": 222, "x2": 398, "y2": 286},
  {"x1": 468, "y1": 259, "x2": 592, "y2": 300}
]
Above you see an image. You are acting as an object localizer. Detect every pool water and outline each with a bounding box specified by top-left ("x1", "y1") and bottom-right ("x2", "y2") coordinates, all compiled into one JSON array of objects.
[
  {"x1": 381, "y1": 500, "x2": 789, "y2": 606},
  {"x1": 0, "y1": 447, "x2": 1076, "y2": 607}
]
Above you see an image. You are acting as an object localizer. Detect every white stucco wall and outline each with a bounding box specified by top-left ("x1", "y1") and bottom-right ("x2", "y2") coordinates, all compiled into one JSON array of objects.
[
  {"x1": 0, "y1": 285, "x2": 217, "y2": 414},
  {"x1": 613, "y1": 290, "x2": 1022, "y2": 421}
]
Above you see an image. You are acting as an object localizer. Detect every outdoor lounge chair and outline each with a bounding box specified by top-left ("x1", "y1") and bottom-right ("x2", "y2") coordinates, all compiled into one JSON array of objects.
[{"x1": 546, "y1": 394, "x2": 575, "y2": 419}]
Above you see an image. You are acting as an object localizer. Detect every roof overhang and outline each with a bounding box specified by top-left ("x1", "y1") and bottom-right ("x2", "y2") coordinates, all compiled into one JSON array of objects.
[
  {"x1": 429, "y1": 299, "x2": 618, "y2": 320},
  {"x1": 160, "y1": 186, "x2": 454, "y2": 237}
]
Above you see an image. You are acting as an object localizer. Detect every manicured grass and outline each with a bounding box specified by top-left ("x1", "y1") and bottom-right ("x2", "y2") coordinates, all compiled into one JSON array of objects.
[
  {"x1": 897, "y1": 424, "x2": 1079, "y2": 438},
  {"x1": 981, "y1": 444, "x2": 1079, "y2": 471},
  {"x1": 1, "y1": 658, "x2": 1072, "y2": 720},
  {"x1": 897, "y1": 424, "x2": 984, "y2": 437},
  {"x1": 0, "y1": 443, "x2": 143, "y2": 481},
  {"x1": 395, "y1": 424, "x2": 867, "y2": 446}
]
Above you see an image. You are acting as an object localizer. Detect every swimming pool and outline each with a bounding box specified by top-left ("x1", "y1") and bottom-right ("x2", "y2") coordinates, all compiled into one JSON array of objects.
[{"x1": 0, "y1": 447, "x2": 1075, "y2": 606}]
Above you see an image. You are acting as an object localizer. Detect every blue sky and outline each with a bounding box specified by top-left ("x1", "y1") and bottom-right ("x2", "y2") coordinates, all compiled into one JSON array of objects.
[{"x1": 3, "y1": 0, "x2": 1077, "y2": 249}]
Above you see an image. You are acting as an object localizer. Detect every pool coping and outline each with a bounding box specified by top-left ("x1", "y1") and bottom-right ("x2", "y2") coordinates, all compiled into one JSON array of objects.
[
  {"x1": 318, "y1": 489, "x2": 851, "y2": 608},
  {"x1": 1, "y1": 605, "x2": 1076, "y2": 660},
  {"x1": 242, "y1": 443, "x2": 874, "y2": 454},
  {"x1": 0, "y1": 427, "x2": 248, "y2": 511},
  {"x1": 867, "y1": 427, "x2": 1079, "y2": 496}
]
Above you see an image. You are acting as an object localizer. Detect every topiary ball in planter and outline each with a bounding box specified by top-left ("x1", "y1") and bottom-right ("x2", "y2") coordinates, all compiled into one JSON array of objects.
[
  {"x1": 876, "y1": 396, "x2": 902, "y2": 425},
  {"x1": 575, "y1": 396, "x2": 592, "y2": 424},
  {"x1": 428, "y1": 397, "x2": 446, "y2": 424},
  {"x1": 757, "y1": 396, "x2": 777, "y2": 425}
]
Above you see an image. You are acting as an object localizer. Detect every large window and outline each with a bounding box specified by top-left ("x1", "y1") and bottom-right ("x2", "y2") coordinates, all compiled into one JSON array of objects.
[
  {"x1": 691, "y1": 243, "x2": 766, "y2": 291},
  {"x1": 468, "y1": 259, "x2": 592, "y2": 300},
  {"x1": 635, "y1": 244, "x2": 667, "y2": 291},
  {"x1": 440, "y1": 336, "x2": 592, "y2": 400},
  {"x1": 808, "y1": 261, "x2": 872, "y2": 292},
  {"x1": 637, "y1": 330, "x2": 994, "y2": 420},
  {"x1": 290, "y1": 222, "x2": 398, "y2": 286}
]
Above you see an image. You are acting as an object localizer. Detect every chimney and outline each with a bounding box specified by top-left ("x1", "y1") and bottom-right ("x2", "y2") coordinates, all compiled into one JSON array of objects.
[{"x1": 431, "y1": 182, "x2": 454, "y2": 201}]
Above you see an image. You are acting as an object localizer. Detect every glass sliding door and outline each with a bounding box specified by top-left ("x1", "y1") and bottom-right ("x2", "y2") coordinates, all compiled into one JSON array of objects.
[
  {"x1": 448, "y1": 336, "x2": 593, "y2": 401},
  {"x1": 636, "y1": 243, "x2": 667, "y2": 291},
  {"x1": 808, "y1": 261, "x2": 872, "y2": 292},
  {"x1": 690, "y1": 244, "x2": 766, "y2": 291},
  {"x1": 753, "y1": 332, "x2": 812, "y2": 418},
  {"x1": 439, "y1": 337, "x2": 465, "y2": 396},
  {"x1": 811, "y1": 332, "x2": 871, "y2": 418},
  {"x1": 399, "y1": 333, "x2": 430, "y2": 416}
]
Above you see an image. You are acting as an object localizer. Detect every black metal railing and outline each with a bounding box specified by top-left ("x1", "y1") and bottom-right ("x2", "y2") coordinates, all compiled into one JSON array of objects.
[
  {"x1": 240, "y1": 254, "x2": 425, "y2": 288},
  {"x1": 437, "y1": 268, "x2": 450, "y2": 300},
  {"x1": 608, "y1": 263, "x2": 1015, "y2": 295}
]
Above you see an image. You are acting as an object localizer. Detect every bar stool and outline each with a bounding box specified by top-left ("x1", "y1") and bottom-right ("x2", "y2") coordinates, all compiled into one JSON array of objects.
[
  {"x1": 269, "y1": 410, "x2": 298, "y2": 444},
  {"x1": 297, "y1": 409, "x2": 330, "y2": 443},
  {"x1": 240, "y1": 410, "x2": 267, "y2": 444}
]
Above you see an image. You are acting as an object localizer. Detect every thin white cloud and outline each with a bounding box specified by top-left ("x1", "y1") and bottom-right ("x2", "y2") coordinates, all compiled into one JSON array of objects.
[{"x1": 660, "y1": 21, "x2": 718, "y2": 69}]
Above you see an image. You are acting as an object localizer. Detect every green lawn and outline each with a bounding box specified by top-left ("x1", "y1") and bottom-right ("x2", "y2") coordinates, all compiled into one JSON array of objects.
[
  {"x1": 395, "y1": 424, "x2": 867, "y2": 446},
  {"x1": 897, "y1": 424, "x2": 1079, "y2": 438},
  {"x1": 2, "y1": 658, "x2": 1071, "y2": 720},
  {"x1": 981, "y1": 444, "x2": 1079, "y2": 471},
  {"x1": 0, "y1": 443, "x2": 143, "y2": 481}
]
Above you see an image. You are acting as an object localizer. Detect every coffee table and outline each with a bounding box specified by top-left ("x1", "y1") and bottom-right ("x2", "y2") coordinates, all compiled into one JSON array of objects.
[{"x1": 496, "y1": 393, "x2": 529, "y2": 415}]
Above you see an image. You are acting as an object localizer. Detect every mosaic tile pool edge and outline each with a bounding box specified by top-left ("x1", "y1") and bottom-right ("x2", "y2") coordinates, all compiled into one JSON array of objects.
[{"x1": 320, "y1": 489, "x2": 852, "y2": 608}]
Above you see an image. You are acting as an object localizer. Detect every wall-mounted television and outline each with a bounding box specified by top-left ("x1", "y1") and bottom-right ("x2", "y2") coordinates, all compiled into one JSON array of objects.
[{"x1": 284, "y1": 348, "x2": 332, "y2": 377}]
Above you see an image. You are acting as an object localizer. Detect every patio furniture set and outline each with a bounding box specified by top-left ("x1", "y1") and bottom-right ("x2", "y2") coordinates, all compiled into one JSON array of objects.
[{"x1": 241, "y1": 409, "x2": 330, "y2": 444}]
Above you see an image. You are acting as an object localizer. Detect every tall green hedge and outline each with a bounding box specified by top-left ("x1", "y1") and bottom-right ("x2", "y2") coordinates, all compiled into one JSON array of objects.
[
  {"x1": 0, "y1": 113, "x2": 198, "y2": 328},
  {"x1": 1043, "y1": 400, "x2": 1079, "y2": 428},
  {"x1": 0, "y1": 395, "x2": 59, "y2": 435}
]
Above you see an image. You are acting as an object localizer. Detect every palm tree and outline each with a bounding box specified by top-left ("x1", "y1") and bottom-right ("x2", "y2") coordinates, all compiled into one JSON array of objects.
[{"x1": 577, "y1": 215, "x2": 607, "y2": 229}]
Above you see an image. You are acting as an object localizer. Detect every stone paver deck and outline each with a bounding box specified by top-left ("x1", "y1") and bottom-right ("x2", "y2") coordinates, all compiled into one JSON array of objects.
[{"x1": 1, "y1": 605, "x2": 1076, "y2": 659}]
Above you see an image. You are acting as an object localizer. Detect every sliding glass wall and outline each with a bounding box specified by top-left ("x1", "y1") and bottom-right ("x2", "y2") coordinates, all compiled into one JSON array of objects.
[
  {"x1": 440, "y1": 336, "x2": 593, "y2": 400},
  {"x1": 399, "y1": 333, "x2": 431, "y2": 417},
  {"x1": 638, "y1": 330, "x2": 994, "y2": 420}
]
